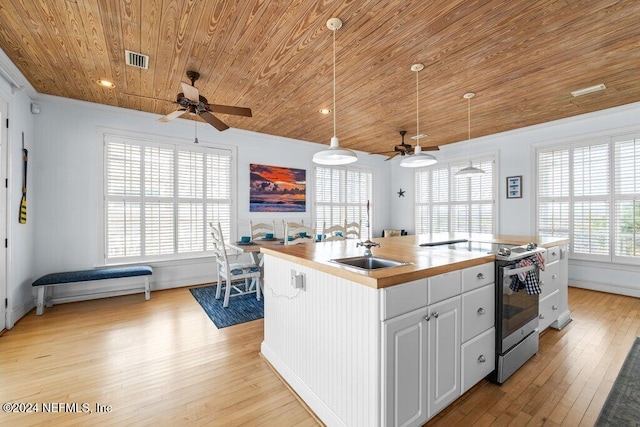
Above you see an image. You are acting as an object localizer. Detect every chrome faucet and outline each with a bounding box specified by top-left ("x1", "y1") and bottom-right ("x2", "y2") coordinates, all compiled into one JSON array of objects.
[{"x1": 357, "y1": 239, "x2": 380, "y2": 257}]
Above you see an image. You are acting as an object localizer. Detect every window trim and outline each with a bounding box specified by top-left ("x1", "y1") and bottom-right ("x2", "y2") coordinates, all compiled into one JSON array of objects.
[{"x1": 98, "y1": 128, "x2": 237, "y2": 266}]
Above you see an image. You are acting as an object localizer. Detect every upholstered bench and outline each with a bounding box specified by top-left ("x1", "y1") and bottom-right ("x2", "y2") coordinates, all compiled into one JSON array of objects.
[{"x1": 32, "y1": 266, "x2": 153, "y2": 315}]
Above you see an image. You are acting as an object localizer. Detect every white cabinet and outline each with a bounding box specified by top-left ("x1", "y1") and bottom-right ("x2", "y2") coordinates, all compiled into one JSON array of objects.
[
  {"x1": 382, "y1": 262, "x2": 494, "y2": 426},
  {"x1": 383, "y1": 307, "x2": 429, "y2": 427},
  {"x1": 539, "y1": 246, "x2": 561, "y2": 331},
  {"x1": 427, "y1": 296, "x2": 461, "y2": 417},
  {"x1": 461, "y1": 328, "x2": 495, "y2": 393}
]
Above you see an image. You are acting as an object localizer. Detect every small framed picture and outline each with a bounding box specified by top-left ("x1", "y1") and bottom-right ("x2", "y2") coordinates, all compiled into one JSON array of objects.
[{"x1": 506, "y1": 175, "x2": 522, "y2": 199}]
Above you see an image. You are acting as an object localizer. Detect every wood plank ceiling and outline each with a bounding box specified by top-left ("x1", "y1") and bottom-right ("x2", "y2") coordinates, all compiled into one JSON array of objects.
[{"x1": 1, "y1": 0, "x2": 639, "y2": 155}]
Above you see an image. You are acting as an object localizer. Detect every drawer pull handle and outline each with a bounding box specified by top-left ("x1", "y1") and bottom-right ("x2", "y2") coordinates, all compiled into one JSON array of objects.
[
  {"x1": 552, "y1": 252, "x2": 557, "y2": 256},
  {"x1": 477, "y1": 355, "x2": 486, "y2": 363},
  {"x1": 552, "y1": 305, "x2": 558, "y2": 310},
  {"x1": 424, "y1": 314, "x2": 431, "y2": 321},
  {"x1": 432, "y1": 311, "x2": 439, "y2": 319},
  {"x1": 552, "y1": 274, "x2": 558, "y2": 279},
  {"x1": 539, "y1": 314, "x2": 545, "y2": 319},
  {"x1": 477, "y1": 273, "x2": 485, "y2": 280},
  {"x1": 477, "y1": 308, "x2": 486, "y2": 315},
  {"x1": 540, "y1": 280, "x2": 545, "y2": 286}
]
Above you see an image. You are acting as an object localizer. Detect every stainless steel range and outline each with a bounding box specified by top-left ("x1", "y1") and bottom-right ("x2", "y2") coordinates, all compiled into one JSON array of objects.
[{"x1": 491, "y1": 242, "x2": 545, "y2": 383}]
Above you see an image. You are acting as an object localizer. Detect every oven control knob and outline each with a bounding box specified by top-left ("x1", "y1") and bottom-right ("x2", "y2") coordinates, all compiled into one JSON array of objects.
[
  {"x1": 498, "y1": 247, "x2": 511, "y2": 256},
  {"x1": 526, "y1": 242, "x2": 538, "y2": 250}
]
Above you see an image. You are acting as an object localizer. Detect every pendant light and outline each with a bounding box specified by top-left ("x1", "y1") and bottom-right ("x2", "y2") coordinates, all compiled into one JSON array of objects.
[
  {"x1": 455, "y1": 92, "x2": 485, "y2": 177},
  {"x1": 400, "y1": 63, "x2": 437, "y2": 168},
  {"x1": 312, "y1": 18, "x2": 357, "y2": 165}
]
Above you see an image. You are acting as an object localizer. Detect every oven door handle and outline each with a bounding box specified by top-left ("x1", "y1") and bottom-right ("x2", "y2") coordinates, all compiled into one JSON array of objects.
[{"x1": 502, "y1": 264, "x2": 537, "y2": 278}]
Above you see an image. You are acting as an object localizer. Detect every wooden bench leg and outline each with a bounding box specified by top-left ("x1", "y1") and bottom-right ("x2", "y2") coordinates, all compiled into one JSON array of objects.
[
  {"x1": 36, "y1": 287, "x2": 45, "y2": 315},
  {"x1": 144, "y1": 276, "x2": 151, "y2": 300}
]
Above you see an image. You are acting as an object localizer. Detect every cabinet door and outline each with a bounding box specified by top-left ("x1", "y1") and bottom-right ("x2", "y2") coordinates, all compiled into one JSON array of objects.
[
  {"x1": 540, "y1": 260, "x2": 560, "y2": 298},
  {"x1": 428, "y1": 296, "x2": 461, "y2": 418},
  {"x1": 383, "y1": 307, "x2": 429, "y2": 427}
]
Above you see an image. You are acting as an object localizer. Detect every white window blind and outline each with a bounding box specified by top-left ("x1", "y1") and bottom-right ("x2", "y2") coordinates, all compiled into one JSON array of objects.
[
  {"x1": 315, "y1": 166, "x2": 372, "y2": 236},
  {"x1": 415, "y1": 157, "x2": 495, "y2": 235},
  {"x1": 614, "y1": 134, "x2": 640, "y2": 260},
  {"x1": 536, "y1": 132, "x2": 640, "y2": 264},
  {"x1": 105, "y1": 134, "x2": 232, "y2": 263},
  {"x1": 537, "y1": 149, "x2": 570, "y2": 239}
]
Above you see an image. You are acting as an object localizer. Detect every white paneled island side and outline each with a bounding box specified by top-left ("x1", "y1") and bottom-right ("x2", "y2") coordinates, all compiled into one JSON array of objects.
[{"x1": 259, "y1": 234, "x2": 570, "y2": 427}]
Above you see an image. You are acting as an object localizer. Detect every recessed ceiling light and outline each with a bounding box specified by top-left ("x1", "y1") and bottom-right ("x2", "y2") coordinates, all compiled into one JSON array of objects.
[
  {"x1": 571, "y1": 83, "x2": 606, "y2": 97},
  {"x1": 319, "y1": 108, "x2": 331, "y2": 115},
  {"x1": 97, "y1": 79, "x2": 115, "y2": 88}
]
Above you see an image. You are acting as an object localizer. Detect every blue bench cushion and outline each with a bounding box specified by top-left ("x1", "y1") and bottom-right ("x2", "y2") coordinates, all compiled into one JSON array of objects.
[{"x1": 33, "y1": 266, "x2": 153, "y2": 287}]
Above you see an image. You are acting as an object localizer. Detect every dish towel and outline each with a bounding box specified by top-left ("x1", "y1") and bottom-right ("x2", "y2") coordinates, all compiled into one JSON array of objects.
[{"x1": 509, "y1": 253, "x2": 546, "y2": 295}]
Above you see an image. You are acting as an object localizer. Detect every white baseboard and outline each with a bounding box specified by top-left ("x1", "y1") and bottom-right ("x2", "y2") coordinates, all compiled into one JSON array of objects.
[
  {"x1": 261, "y1": 342, "x2": 345, "y2": 427},
  {"x1": 570, "y1": 280, "x2": 640, "y2": 298}
]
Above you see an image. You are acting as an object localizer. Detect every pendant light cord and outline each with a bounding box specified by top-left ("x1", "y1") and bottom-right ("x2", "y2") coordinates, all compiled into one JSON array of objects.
[
  {"x1": 467, "y1": 96, "x2": 471, "y2": 141},
  {"x1": 333, "y1": 27, "x2": 336, "y2": 138},
  {"x1": 415, "y1": 69, "x2": 420, "y2": 148}
]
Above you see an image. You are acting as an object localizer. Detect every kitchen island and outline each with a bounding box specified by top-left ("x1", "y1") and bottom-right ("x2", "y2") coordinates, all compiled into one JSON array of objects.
[{"x1": 260, "y1": 234, "x2": 570, "y2": 427}]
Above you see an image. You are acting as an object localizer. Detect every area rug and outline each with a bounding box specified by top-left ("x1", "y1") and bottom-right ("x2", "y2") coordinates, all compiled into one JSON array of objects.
[
  {"x1": 596, "y1": 337, "x2": 640, "y2": 426},
  {"x1": 189, "y1": 285, "x2": 264, "y2": 329}
]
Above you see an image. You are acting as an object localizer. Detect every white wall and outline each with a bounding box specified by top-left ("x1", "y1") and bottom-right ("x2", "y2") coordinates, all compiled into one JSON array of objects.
[
  {"x1": 29, "y1": 95, "x2": 391, "y2": 303},
  {"x1": 0, "y1": 68, "x2": 37, "y2": 327},
  {"x1": 389, "y1": 101, "x2": 640, "y2": 297}
]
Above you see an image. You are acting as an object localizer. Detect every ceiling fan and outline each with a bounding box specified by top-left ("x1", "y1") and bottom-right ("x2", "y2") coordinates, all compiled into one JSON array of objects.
[
  {"x1": 370, "y1": 131, "x2": 438, "y2": 161},
  {"x1": 157, "y1": 70, "x2": 252, "y2": 131}
]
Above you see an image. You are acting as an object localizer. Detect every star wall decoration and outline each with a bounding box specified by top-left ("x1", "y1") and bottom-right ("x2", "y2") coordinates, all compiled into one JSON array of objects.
[{"x1": 397, "y1": 188, "x2": 405, "y2": 197}]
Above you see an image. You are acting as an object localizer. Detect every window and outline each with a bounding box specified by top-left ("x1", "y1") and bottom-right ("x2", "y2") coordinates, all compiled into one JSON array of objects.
[
  {"x1": 415, "y1": 157, "x2": 495, "y2": 235},
  {"x1": 315, "y1": 166, "x2": 372, "y2": 236},
  {"x1": 536, "y1": 132, "x2": 640, "y2": 264},
  {"x1": 104, "y1": 134, "x2": 232, "y2": 264}
]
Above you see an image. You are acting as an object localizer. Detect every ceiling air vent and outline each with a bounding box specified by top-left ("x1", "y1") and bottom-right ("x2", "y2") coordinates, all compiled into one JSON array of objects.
[{"x1": 125, "y1": 50, "x2": 149, "y2": 69}]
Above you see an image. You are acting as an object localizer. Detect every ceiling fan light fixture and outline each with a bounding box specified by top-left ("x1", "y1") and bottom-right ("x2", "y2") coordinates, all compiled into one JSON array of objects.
[
  {"x1": 455, "y1": 92, "x2": 485, "y2": 178},
  {"x1": 401, "y1": 63, "x2": 436, "y2": 168},
  {"x1": 313, "y1": 18, "x2": 357, "y2": 166}
]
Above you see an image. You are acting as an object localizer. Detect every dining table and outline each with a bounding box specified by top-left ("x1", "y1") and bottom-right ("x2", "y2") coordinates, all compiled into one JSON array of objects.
[{"x1": 226, "y1": 237, "x2": 285, "y2": 267}]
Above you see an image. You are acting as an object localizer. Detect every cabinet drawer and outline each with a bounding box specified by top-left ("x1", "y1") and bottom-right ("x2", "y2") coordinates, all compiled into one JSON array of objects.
[
  {"x1": 428, "y1": 270, "x2": 461, "y2": 305},
  {"x1": 539, "y1": 289, "x2": 560, "y2": 332},
  {"x1": 381, "y1": 279, "x2": 428, "y2": 321},
  {"x1": 544, "y1": 246, "x2": 560, "y2": 263},
  {"x1": 462, "y1": 262, "x2": 495, "y2": 293},
  {"x1": 461, "y1": 327, "x2": 495, "y2": 394},
  {"x1": 539, "y1": 261, "x2": 560, "y2": 298},
  {"x1": 462, "y1": 283, "x2": 495, "y2": 342}
]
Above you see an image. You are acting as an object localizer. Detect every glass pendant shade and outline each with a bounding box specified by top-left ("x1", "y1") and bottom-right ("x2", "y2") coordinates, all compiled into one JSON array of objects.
[{"x1": 313, "y1": 18, "x2": 357, "y2": 166}]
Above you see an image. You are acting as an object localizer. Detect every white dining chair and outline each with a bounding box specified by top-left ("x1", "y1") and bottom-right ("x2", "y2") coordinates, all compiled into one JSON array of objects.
[
  {"x1": 284, "y1": 223, "x2": 316, "y2": 245},
  {"x1": 322, "y1": 222, "x2": 346, "y2": 241},
  {"x1": 209, "y1": 222, "x2": 262, "y2": 308},
  {"x1": 250, "y1": 220, "x2": 276, "y2": 240},
  {"x1": 345, "y1": 221, "x2": 361, "y2": 239}
]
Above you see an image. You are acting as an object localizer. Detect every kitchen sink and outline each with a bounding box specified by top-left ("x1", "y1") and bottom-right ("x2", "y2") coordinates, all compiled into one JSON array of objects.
[{"x1": 329, "y1": 256, "x2": 411, "y2": 270}]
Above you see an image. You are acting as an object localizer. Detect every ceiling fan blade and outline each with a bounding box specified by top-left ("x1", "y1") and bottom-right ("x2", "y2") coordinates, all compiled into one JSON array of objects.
[
  {"x1": 370, "y1": 150, "x2": 396, "y2": 155},
  {"x1": 199, "y1": 111, "x2": 229, "y2": 131},
  {"x1": 385, "y1": 152, "x2": 400, "y2": 161},
  {"x1": 207, "y1": 104, "x2": 253, "y2": 117},
  {"x1": 157, "y1": 109, "x2": 186, "y2": 123},
  {"x1": 421, "y1": 146, "x2": 440, "y2": 151},
  {"x1": 180, "y1": 82, "x2": 200, "y2": 103}
]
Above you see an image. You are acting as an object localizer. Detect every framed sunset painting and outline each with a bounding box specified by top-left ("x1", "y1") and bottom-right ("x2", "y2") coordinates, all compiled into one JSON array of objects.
[{"x1": 250, "y1": 164, "x2": 306, "y2": 212}]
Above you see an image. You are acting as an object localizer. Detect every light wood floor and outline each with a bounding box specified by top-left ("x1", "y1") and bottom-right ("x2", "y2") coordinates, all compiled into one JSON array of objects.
[{"x1": 0, "y1": 286, "x2": 638, "y2": 426}]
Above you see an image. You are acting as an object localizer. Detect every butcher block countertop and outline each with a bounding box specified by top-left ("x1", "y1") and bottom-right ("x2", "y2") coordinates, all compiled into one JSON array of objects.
[{"x1": 260, "y1": 233, "x2": 570, "y2": 289}]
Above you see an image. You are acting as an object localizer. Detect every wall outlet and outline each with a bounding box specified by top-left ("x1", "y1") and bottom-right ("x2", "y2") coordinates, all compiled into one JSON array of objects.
[{"x1": 290, "y1": 269, "x2": 305, "y2": 290}]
